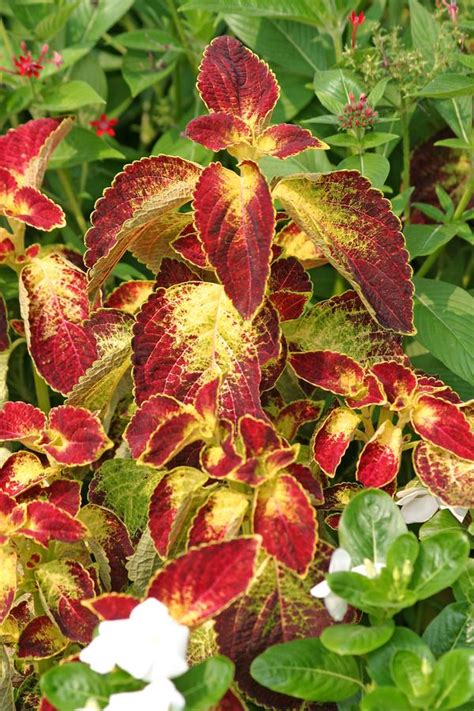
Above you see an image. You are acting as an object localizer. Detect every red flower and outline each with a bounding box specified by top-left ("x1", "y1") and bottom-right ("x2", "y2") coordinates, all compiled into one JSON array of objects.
[
  {"x1": 349, "y1": 10, "x2": 366, "y2": 48},
  {"x1": 90, "y1": 114, "x2": 119, "y2": 138},
  {"x1": 1, "y1": 42, "x2": 49, "y2": 79}
]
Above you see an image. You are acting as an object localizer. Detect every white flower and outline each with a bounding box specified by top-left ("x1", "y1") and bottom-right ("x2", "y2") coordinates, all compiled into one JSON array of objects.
[
  {"x1": 79, "y1": 598, "x2": 189, "y2": 683},
  {"x1": 396, "y1": 485, "x2": 467, "y2": 524},
  {"x1": 104, "y1": 678, "x2": 185, "y2": 711},
  {"x1": 310, "y1": 548, "x2": 385, "y2": 621}
]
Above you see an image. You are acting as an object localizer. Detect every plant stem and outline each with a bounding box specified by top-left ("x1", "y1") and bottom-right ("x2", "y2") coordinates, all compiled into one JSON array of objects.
[
  {"x1": 400, "y1": 99, "x2": 411, "y2": 224},
  {"x1": 332, "y1": 272, "x2": 346, "y2": 296},
  {"x1": 33, "y1": 366, "x2": 50, "y2": 414},
  {"x1": 330, "y1": 27, "x2": 343, "y2": 63},
  {"x1": 453, "y1": 172, "x2": 473, "y2": 222},
  {"x1": 57, "y1": 168, "x2": 88, "y2": 234},
  {"x1": 165, "y1": 0, "x2": 198, "y2": 73},
  {"x1": 416, "y1": 245, "x2": 443, "y2": 278}
]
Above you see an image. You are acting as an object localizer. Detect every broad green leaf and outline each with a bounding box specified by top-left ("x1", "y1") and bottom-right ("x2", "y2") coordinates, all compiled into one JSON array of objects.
[
  {"x1": 405, "y1": 224, "x2": 460, "y2": 258},
  {"x1": 122, "y1": 50, "x2": 177, "y2": 96},
  {"x1": 408, "y1": 352, "x2": 473, "y2": 402},
  {"x1": 116, "y1": 29, "x2": 179, "y2": 51},
  {"x1": 362, "y1": 132, "x2": 399, "y2": 149},
  {"x1": 250, "y1": 637, "x2": 362, "y2": 702},
  {"x1": 174, "y1": 656, "x2": 234, "y2": 710},
  {"x1": 40, "y1": 662, "x2": 111, "y2": 710},
  {"x1": 432, "y1": 649, "x2": 474, "y2": 709},
  {"x1": 339, "y1": 489, "x2": 407, "y2": 566},
  {"x1": 386, "y1": 532, "x2": 419, "y2": 583},
  {"x1": 413, "y1": 277, "x2": 474, "y2": 385},
  {"x1": 70, "y1": 52, "x2": 108, "y2": 103},
  {"x1": 419, "y1": 509, "x2": 464, "y2": 541},
  {"x1": 417, "y1": 74, "x2": 474, "y2": 99},
  {"x1": 321, "y1": 622, "x2": 394, "y2": 655},
  {"x1": 181, "y1": 0, "x2": 327, "y2": 26},
  {"x1": 434, "y1": 97, "x2": 472, "y2": 144},
  {"x1": 409, "y1": 0, "x2": 439, "y2": 64},
  {"x1": 391, "y1": 650, "x2": 436, "y2": 706},
  {"x1": 314, "y1": 69, "x2": 364, "y2": 114},
  {"x1": 34, "y1": 2, "x2": 79, "y2": 41},
  {"x1": 40, "y1": 81, "x2": 105, "y2": 112},
  {"x1": 423, "y1": 602, "x2": 474, "y2": 657},
  {"x1": 126, "y1": 529, "x2": 161, "y2": 598},
  {"x1": 338, "y1": 153, "x2": 390, "y2": 188},
  {"x1": 48, "y1": 127, "x2": 124, "y2": 169},
  {"x1": 453, "y1": 559, "x2": 474, "y2": 603},
  {"x1": 367, "y1": 627, "x2": 435, "y2": 686},
  {"x1": 411, "y1": 531, "x2": 469, "y2": 600},
  {"x1": 361, "y1": 687, "x2": 414, "y2": 711},
  {"x1": 68, "y1": 0, "x2": 134, "y2": 45},
  {"x1": 327, "y1": 571, "x2": 417, "y2": 618}
]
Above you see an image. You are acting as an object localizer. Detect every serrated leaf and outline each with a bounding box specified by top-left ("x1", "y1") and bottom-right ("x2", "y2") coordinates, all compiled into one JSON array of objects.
[{"x1": 414, "y1": 441, "x2": 474, "y2": 509}]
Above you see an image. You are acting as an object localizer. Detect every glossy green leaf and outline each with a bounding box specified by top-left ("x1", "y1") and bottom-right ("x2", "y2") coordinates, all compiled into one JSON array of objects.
[
  {"x1": 339, "y1": 489, "x2": 407, "y2": 566},
  {"x1": 116, "y1": 29, "x2": 179, "y2": 51},
  {"x1": 413, "y1": 277, "x2": 474, "y2": 385},
  {"x1": 40, "y1": 663, "x2": 110, "y2": 710},
  {"x1": 453, "y1": 559, "x2": 474, "y2": 604},
  {"x1": 419, "y1": 509, "x2": 464, "y2": 541},
  {"x1": 423, "y1": 602, "x2": 474, "y2": 657},
  {"x1": 174, "y1": 656, "x2": 234, "y2": 710},
  {"x1": 386, "y1": 533, "x2": 419, "y2": 585},
  {"x1": 391, "y1": 650, "x2": 436, "y2": 707},
  {"x1": 40, "y1": 81, "x2": 105, "y2": 112},
  {"x1": 409, "y1": 0, "x2": 439, "y2": 64},
  {"x1": 313, "y1": 69, "x2": 364, "y2": 114},
  {"x1": 418, "y1": 74, "x2": 474, "y2": 99},
  {"x1": 321, "y1": 622, "x2": 395, "y2": 655},
  {"x1": 180, "y1": 0, "x2": 327, "y2": 25},
  {"x1": 367, "y1": 627, "x2": 435, "y2": 686},
  {"x1": 432, "y1": 649, "x2": 474, "y2": 709},
  {"x1": 48, "y1": 127, "x2": 124, "y2": 169},
  {"x1": 411, "y1": 531, "x2": 469, "y2": 600},
  {"x1": 250, "y1": 637, "x2": 362, "y2": 702},
  {"x1": 405, "y1": 224, "x2": 459, "y2": 258},
  {"x1": 361, "y1": 687, "x2": 414, "y2": 711}
]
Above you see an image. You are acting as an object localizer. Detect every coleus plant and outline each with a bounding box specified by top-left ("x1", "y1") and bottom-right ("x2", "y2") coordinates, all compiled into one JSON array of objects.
[{"x1": 0, "y1": 36, "x2": 472, "y2": 711}]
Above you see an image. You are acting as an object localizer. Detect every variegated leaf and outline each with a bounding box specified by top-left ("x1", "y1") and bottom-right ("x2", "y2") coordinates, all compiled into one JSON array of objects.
[
  {"x1": 371, "y1": 361, "x2": 417, "y2": 410},
  {"x1": 312, "y1": 407, "x2": 361, "y2": 477},
  {"x1": 0, "y1": 401, "x2": 46, "y2": 444},
  {"x1": 255, "y1": 123, "x2": 327, "y2": 159},
  {"x1": 411, "y1": 395, "x2": 474, "y2": 461},
  {"x1": 18, "y1": 615, "x2": 67, "y2": 660},
  {"x1": 356, "y1": 420, "x2": 403, "y2": 487},
  {"x1": 104, "y1": 280, "x2": 155, "y2": 314},
  {"x1": 413, "y1": 441, "x2": 474, "y2": 508},
  {"x1": 0, "y1": 451, "x2": 48, "y2": 497},
  {"x1": 39, "y1": 406, "x2": 112, "y2": 466},
  {"x1": 188, "y1": 489, "x2": 249, "y2": 547},
  {"x1": 0, "y1": 545, "x2": 17, "y2": 624}
]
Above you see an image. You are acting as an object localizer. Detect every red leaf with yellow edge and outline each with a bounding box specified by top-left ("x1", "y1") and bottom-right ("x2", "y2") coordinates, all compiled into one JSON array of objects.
[
  {"x1": 286, "y1": 462, "x2": 324, "y2": 504},
  {"x1": 0, "y1": 401, "x2": 45, "y2": 443},
  {"x1": 0, "y1": 451, "x2": 48, "y2": 497},
  {"x1": 78, "y1": 504, "x2": 134, "y2": 591},
  {"x1": 275, "y1": 221, "x2": 327, "y2": 269},
  {"x1": 17, "y1": 480, "x2": 81, "y2": 516},
  {"x1": 232, "y1": 415, "x2": 294, "y2": 486},
  {"x1": 273, "y1": 171, "x2": 414, "y2": 333},
  {"x1": 39, "y1": 406, "x2": 112, "y2": 465},
  {"x1": 20, "y1": 253, "x2": 97, "y2": 394},
  {"x1": 130, "y1": 213, "x2": 192, "y2": 276},
  {"x1": 0, "y1": 492, "x2": 24, "y2": 542},
  {"x1": 0, "y1": 294, "x2": 9, "y2": 352},
  {"x1": 356, "y1": 420, "x2": 403, "y2": 488},
  {"x1": 147, "y1": 536, "x2": 260, "y2": 626},
  {"x1": 105, "y1": 280, "x2": 155, "y2": 314},
  {"x1": 254, "y1": 299, "x2": 283, "y2": 389},
  {"x1": 148, "y1": 467, "x2": 208, "y2": 557},
  {"x1": 201, "y1": 420, "x2": 242, "y2": 479},
  {"x1": 290, "y1": 349, "x2": 366, "y2": 397},
  {"x1": 274, "y1": 399, "x2": 323, "y2": 441},
  {"x1": 196, "y1": 36, "x2": 278, "y2": 129},
  {"x1": 345, "y1": 372, "x2": 385, "y2": 409},
  {"x1": 416, "y1": 374, "x2": 461, "y2": 404},
  {"x1": 0, "y1": 545, "x2": 17, "y2": 624},
  {"x1": 85, "y1": 157, "x2": 200, "y2": 290},
  {"x1": 18, "y1": 615, "x2": 67, "y2": 660},
  {"x1": 155, "y1": 257, "x2": 200, "y2": 288},
  {"x1": 269, "y1": 257, "x2": 312, "y2": 321},
  {"x1": 0, "y1": 117, "x2": 73, "y2": 187},
  {"x1": 371, "y1": 361, "x2": 417, "y2": 410},
  {"x1": 413, "y1": 441, "x2": 474, "y2": 508},
  {"x1": 185, "y1": 113, "x2": 252, "y2": 151},
  {"x1": 0, "y1": 179, "x2": 65, "y2": 231},
  {"x1": 411, "y1": 394, "x2": 474, "y2": 461},
  {"x1": 132, "y1": 282, "x2": 265, "y2": 422},
  {"x1": 188, "y1": 489, "x2": 249, "y2": 547},
  {"x1": 312, "y1": 407, "x2": 361, "y2": 477},
  {"x1": 194, "y1": 160, "x2": 274, "y2": 319},
  {"x1": 240, "y1": 415, "x2": 281, "y2": 457},
  {"x1": 256, "y1": 123, "x2": 327, "y2": 159},
  {"x1": 82, "y1": 593, "x2": 140, "y2": 621},
  {"x1": 19, "y1": 501, "x2": 87, "y2": 547},
  {"x1": 172, "y1": 224, "x2": 210, "y2": 269},
  {"x1": 253, "y1": 473, "x2": 317, "y2": 575},
  {"x1": 35, "y1": 559, "x2": 96, "y2": 643}
]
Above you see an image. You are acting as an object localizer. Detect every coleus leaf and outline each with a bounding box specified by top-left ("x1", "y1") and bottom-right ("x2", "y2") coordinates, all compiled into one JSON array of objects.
[
  {"x1": 193, "y1": 160, "x2": 275, "y2": 319},
  {"x1": 188, "y1": 489, "x2": 249, "y2": 547},
  {"x1": 130, "y1": 213, "x2": 192, "y2": 275},
  {"x1": 255, "y1": 123, "x2": 326, "y2": 159},
  {"x1": 313, "y1": 407, "x2": 361, "y2": 477},
  {"x1": 356, "y1": 420, "x2": 403, "y2": 488},
  {"x1": 132, "y1": 282, "x2": 273, "y2": 422},
  {"x1": 411, "y1": 394, "x2": 474, "y2": 461},
  {"x1": 416, "y1": 374, "x2": 461, "y2": 404},
  {"x1": 413, "y1": 441, "x2": 474, "y2": 508},
  {"x1": 155, "y1": 256, "x2": 200, "y2": 288},
  {"x1": 85, "y1": 156, "x2": 200, "y2": 291},
  {"x1": 38, "y1": 405, "x2": 112, "y2": 466},
  {"x1": 231, "y1": 415, "x2": 295, "y2": 487},
  {"x1": 171, "y1": 224, "x2": 210, "y2": 269},
  {"x1": 0, "y1": 545, "x2": 17, "y2": 624},
  {"x1": 0, "y1": 173, "x2": 65, "y2": 231},
  {"x1": 269, "y1": 257, "x2": 312, "y2": 321},
  {"x1": 371, "y1": 361, "x2": 418, "y2": 410},
  {"x1": 284, "y1": 290, "x2": 406, "y2": 366},
  {"x1": 273, "y1": 171, "x2": 414, "y2": 333},
  {"x1": 0, "y1": 294, "x2": 8, "y2": 352},
  {"x1": 148, "y1": 467, "x2": 208, "y2": 557},
  {"x1": 147, "y1": 536, "x2": 260, "y2": 626},
  {"x1": 18, "y1": 480, "x2": 81, "y2": 517},
  {"x1": 19, "y1": 253, "x2": 97, "y2": 394},
  {"x1": 0, "y1": 451, "x2": 49, "y2": 497},
  {"x1": 17, "y1": 615, "x2": 67, "y2": 660},
  {"x1": 104, "y1": 280, "x2": 155, "y2": 314},
  {"x1": 273, "y1": 399, "x2": 323, "y2": 441},
  {"x1": 275, "y1": 221, "x2": 327, "y2": 269},
  {"x1": 253, "y1": 473, "x2": 317, "y2": 575},
  {"x1": 82, "y1": 593, "x2": 140, "y2": 621},
  {"x1": 19, "y1": 501, "x2": 87, "y2": 547},
  {"x1": 0, "y1": 401, "x2": 46, "y2": 444}
]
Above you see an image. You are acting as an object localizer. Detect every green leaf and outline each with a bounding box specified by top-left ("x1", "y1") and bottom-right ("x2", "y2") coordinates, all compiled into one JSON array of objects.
[
  {"x1": 250, "y1": 637, "x2": 362, "y2": 702},
  {"x1": 367, "y1": 627, "x2": 435, "y2": 686},
  {"x1": 419, "y1": 509, "x2": 464, "y2": 541},
  {"x1": 48, "y1": 127, "x2": 124, "y2": 169},
  {"x1": 423, "y1": 602, "x2": 474, "y2": 657},
  {"x1": 180, "y1": 0, "x2": 327, "y2": 26},
  {"x1": 337, "y1": 153, "x2": 390, "y2": 189},
  {"x1": 453, "y1": 559, "x2": 474, "y2": 604},
  {"x1": 418, "y1": 74, "x2": 474, "y2": 99},
  {"x1": 174, "y1": 656, "x2": 234, "y2": 710},
  {"x1": 321, "y1": 622, "x2": 395, "y2": 655},
  {"x1": 361, "y1": 687, "x2": 414, "y2": 711},
  {"x1": 40, "y1": 663, "x2": 110, "y2": 710},
  {"x1": 391, "y1": 650, "x2": 436, "y2": 706},
  {"x1": 40, "y1": 81, "x2": 105, "y2": 112},
  {"x1": 409, "y1": 0, "x2": 439, "y2": 64},
  {"x1": 432, "y1": 649, "x2": 474, "y2": 709},
  {"x1": 413, "y1": 277, "x2": 474, "y2": 385},
  {"x1": 405, "y1": 224, "x2": 459, "y2": 258},
  {"x1": 339, "y1": 489, "x2": 407, "y2": 566},
  {"x1": 362, "y1": 132, "x2": 399, "y2": 149},
  {"x1": 116, "y1": 29, "x2": 179, "y2": 51},
  {"x1": 408, "y1": 352, "x2": 473, "y2": 402},
  {"x1": 34, "y1": 2, "x2": 80, "y2": 41},
  {"x1": 435, "y1": 137, "x2": 473, "y2": 150},
  {"x1": 68, "y1": 0, "x2": 134, "y2": 45},
  {"x1": 0, "y1": 645, "x2": 14, "y2": 711},
  {"x1": 122, "y1": 50, "x2": 176, "y2": 96},
  {"x1": 386, "y1": 532, "x2": 419, "y2": 584},
  {"x1": 434, "y1": 97, "x2": 472, "y2": 144},
  {"x1": 411, "y1": 531, "x2": 469, "y2": 600},
  {"x1": 313, "y1": 69, "x2": 364, "y2": 114},
  {"x1": 89, "y1": 459, "x2": 163, "y2": 537}
]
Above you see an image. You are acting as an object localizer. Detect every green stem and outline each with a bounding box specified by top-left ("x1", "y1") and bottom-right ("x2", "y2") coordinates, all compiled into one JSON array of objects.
[
  {"x1": 330, "y1": 27, "x2": 343, "y2": 63},
  {"x1": 416, "y1": 245, "x2": 443, "y2": 278},
  {"x1": 57, "y1": 169, "x2": 88, "y2": 234},
  {"x1": 452, "y1": 172, "x2": 473, "y2": 222},
  {"x1": 400, "y1": 100, "x2": 411, "y2": 224},
  {"x1": 33, "y1": 366, "x2": 50, "y2": 414},
  {"x1": 165, "y1": 0, "x2": 198, "y2": 73},
  {"x1": 332, "y1": 272, "x2": 346, "y2": 296}
]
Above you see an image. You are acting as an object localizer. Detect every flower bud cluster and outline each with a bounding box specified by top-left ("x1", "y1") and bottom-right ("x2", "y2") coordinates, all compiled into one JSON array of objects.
[{"x1": 338, "y1": 92, "x2": 378, "y2": 131}]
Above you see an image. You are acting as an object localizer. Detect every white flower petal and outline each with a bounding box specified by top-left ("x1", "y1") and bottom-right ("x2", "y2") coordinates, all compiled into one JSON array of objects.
[
  {"x1": 324, "y1": 593, "x2": 348, "y2": 622},
  {"x1": 105, "y1": 679, "x2": 185, "y2": 711},
  {"x1": 329, "y1": 548, "x2": 351, "y2": 573},
  {"x1": 79, "y1": 636, "x2": 117, "y2": 675},
  {"x1": 395, "y1": 486, "x2": 427, "y2": 504},
  {"x1": 310, "y1": 580, "x2": 331, "y2": 598},
  {"x1": 439, "y1": 503, "x2": 468, "y2": 523},
  {"x1": 400, "y1": 493, "x2": 438, "y2": 523}
]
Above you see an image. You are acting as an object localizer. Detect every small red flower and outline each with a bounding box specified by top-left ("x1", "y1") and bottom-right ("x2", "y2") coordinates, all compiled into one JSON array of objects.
[
  {"x1": 349, "y1": 10, "x2": 366, "y2": 49},
  {"x1": 90, "y1": 114, "x2": 119, "y2": 138},
  {"x1": 1, "y1": 42, "x2": 49, "y2": 79}
]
